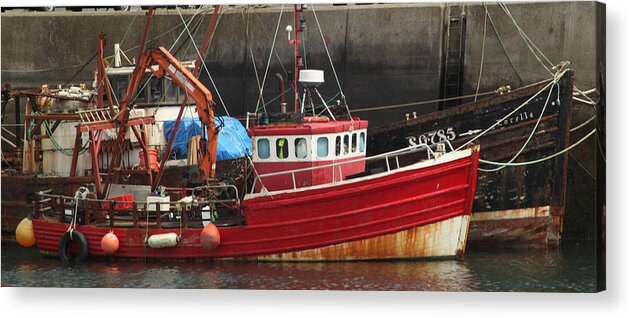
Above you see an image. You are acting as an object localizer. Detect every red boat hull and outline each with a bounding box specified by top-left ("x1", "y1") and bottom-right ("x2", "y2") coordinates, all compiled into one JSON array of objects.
[{"x1": 32, "y1": 147, "x2": 479, "y2": 261}]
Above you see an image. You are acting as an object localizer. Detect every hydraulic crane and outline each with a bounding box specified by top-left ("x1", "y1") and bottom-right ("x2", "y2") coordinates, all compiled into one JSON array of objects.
[{"x1": 141, "y1": 47, "x2": 219, "y2": 180}]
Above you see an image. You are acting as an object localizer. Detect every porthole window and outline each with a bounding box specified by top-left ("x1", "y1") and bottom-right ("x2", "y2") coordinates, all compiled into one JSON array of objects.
[
  {"x1": 351, "y1": 133, "x2": 358, "y2": 153},
  {"x1": 258, "y1": 139, "x2": 270, "y2": 159},
  {"x1": 295, "y1": 138, "x2": 308, "y2": 159},
  {"x1": 359, "y1": 132, "x2": 366, "y2": 152},
  {"x1": 335, "y1": 136, "x2": 341, "y2": 156},
  {"x1": 343, "y1": 134, "x2": 349, "y2": 155},
  {"x1": 317, "y1": 137, "x2": 329, "y2": 158},
  {"x1": 276, "y1": 138, "x2": 289, "y2": 159}
]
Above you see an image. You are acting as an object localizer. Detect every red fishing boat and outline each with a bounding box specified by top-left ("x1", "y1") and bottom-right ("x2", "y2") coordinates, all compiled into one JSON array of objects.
[{"x1": 21, "y1": 5, "x2": 480, "y2": 262}]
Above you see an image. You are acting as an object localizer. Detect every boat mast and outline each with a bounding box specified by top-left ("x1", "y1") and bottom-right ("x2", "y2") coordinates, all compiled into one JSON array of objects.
[{"x1": 291, "y1": 4, "x2": 306, "y2": 113}]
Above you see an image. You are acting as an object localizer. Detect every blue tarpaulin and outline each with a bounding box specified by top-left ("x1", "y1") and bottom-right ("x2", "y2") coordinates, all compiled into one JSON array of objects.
[{"x1": 163, "y1": 116, "x2": 252, "y2": 161}]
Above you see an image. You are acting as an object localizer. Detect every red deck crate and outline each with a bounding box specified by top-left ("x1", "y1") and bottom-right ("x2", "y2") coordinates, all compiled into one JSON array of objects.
[{"x1": 103, "y1": 194, "x2": 134, "y2": 211}]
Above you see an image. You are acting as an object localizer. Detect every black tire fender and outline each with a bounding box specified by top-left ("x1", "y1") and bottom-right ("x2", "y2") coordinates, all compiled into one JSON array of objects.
[{"x1": 58, "y1": 231, "x2": 89, "y2": 262}]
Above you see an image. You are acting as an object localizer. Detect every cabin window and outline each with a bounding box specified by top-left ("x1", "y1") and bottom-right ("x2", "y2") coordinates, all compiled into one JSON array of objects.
[
  {"x1": 335, "y1": 136, "x2": 341, "y2": 156},
  {"x1": 359, "y1": 132, "x2": 366, "y2": 152},
  {"x1": 148, "y1": 78, "x2": 163, "y2": 103},
  {"x1": 317, "y1": 137, "x2": 329, "y2": 158},
  {"x1": 115, "y1": 76, "x2": 129, "y2": 104},
  {"x1": 164, "y1": 79, "x2": 178, "y2": 102},
  {"x1": 258, "y1": 139, "x2": 270, "y2": 159},
  {"x1": 343, "y1": 135, "x2": 349, "y2": 155},
  {"x1": 295, "y1": 138, "x2": 308, "y2": 159},
  {"x1": 276, "y1": 138, "x2": 288, "y2": 159},
  {"x1": 140, "y1": 74, "x2": 152, "y2": 103},
  {"x1": 351, "y1": 133, "x2": 358, "y2": 153}
]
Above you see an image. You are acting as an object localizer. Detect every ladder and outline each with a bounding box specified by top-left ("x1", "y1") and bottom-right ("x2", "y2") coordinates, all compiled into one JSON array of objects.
[
  {"x1": 77, "y1": 107, "x2": 117, "y2": 124},
  {"x1": 441, "y1": 5, "x2": 466, "y2": 109}
]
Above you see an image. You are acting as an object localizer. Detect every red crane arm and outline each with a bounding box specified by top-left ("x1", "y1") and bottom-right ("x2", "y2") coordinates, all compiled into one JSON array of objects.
[{"x1": 144, "y1": 47, "x2": 218, "y2": 180}]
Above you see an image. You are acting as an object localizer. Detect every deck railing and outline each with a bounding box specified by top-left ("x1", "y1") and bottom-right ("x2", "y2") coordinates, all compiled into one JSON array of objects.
[
  {"x1": 251, "y1": 140, "x2": 456, "y2": 194},
  {"x1": 35, "y1": 184, "x2": 242, "y2": 229}
]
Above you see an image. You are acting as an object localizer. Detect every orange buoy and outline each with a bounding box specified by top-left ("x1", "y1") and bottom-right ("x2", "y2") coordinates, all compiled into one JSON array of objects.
[
  {"x1": 304, "y1": 116, "x2": 330, "y2": 123},
  {"x1": 200, "y1": 224, "x2": 220, "y2": 251},
  {"x1": 15, "y1": 217, "x2": 36, "y2": 247},
  {"x1": 100, "y1": 231, "x2": 119, "y2": 255}
]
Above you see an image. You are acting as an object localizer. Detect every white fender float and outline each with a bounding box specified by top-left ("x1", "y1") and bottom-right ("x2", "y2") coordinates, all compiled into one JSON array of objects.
[{"x1": 147, "y1": 233, "x2": 180, "y2": 248}]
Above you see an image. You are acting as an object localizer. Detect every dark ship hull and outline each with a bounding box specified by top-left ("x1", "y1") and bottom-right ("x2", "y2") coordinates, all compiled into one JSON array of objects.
[{"x1": 367, "y1": 71, "x2": 573, "y2": 247}]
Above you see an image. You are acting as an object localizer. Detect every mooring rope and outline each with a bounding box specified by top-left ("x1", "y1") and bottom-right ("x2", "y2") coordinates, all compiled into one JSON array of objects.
[
  {"x1": 478, "y1": 80, "x2": 558, "y2": 172},
  {"x1": 455, "y1": 69, "x2": 569, "y2": 152},
  {"x1": 478, "y1": 128, "x2": 595, "y2": 168}
]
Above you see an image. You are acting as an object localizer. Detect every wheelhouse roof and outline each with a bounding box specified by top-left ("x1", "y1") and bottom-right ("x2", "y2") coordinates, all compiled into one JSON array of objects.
[{"x1": 248, "y1": 118, "x2": 367, "y2": 137}]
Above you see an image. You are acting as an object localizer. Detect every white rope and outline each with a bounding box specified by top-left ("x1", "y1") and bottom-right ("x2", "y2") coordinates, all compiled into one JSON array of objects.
[
  {"x1": 478, "y1": 80, "x2": 557, "y2": 172},
  {"x1": 254, "y1": 4, "x2": 285, "y2": 114},
  {"x1": 570, "y1": 115, "x2": 595, "y2": 132},
  {"x1": 455, "y1": 69, "x2": 569, "y2": 151},
  {"x1": 350, "y1": 90, "x2": 496, "y2": 113},
  {"x1": 176, "y1": 7, "x2": 231, "y2": 117},
  {"x1": 479, "y1": 128, "x2": 595, "y2": 168}
]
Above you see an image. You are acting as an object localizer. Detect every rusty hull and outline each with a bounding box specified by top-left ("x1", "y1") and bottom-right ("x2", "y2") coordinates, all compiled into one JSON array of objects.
[{"x1": 254, "y1": 215, "x2": 470, "y2": 261}]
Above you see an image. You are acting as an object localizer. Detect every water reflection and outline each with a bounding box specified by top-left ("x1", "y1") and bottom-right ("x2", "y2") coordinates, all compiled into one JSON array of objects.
[{"x1": 1, "y1": 241, "x2": 597, "y2": 291}]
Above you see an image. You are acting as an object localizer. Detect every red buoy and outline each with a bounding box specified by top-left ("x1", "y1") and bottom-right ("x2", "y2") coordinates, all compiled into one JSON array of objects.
[
  {"x1": 100, "y1": 231, "x2": 119, "y2": 255},
  {"x1": 200, "y1": 224, "x2": 220, "y2": 251}
]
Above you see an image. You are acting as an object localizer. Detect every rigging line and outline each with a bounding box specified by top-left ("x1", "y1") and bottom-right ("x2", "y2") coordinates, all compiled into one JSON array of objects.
[
  {"x1": 573, "y1": 85, "x2": 598, "y2": 106},
  {"x1": 569, "y1": 152, "x2": 596, "y2": 180},
  {"x1": 570, "y1": 115, "x2": 595, "y2": 132},
  {"x1": 243, "y1": 7, "x2": 266, "y2": 113},
  {"x1": 350, "y1": 90, "x2": 496, "y2": 113},
  {"x1": 474, "y1": 5, "x2": 489, "y2": 102},
  {"x1": 254, "y1": 11, "x2": 289, "y2": 75},
  {"x1": 119, "y1": 13, "x2": 139, "y2": 49},
  {"x1": 478, "y1": 81, "x2": 556, "y2": 172},
  {"x1": 153, "y1": 9, "x2": 209, "y2": 116},
  {"x1": 573, "y1": 96, "x2": 597, "y2": 106},
  {"x1": 478, "y1": 128, "x2": 595, "y2": 169},
  {"x1": 130, "y1": 7, "x2": 207, "y2": 109},
  {"x1": 254, "y1": 4, "x2": 285, "y2": 114},
  {"x1": 498, "y1": 3, "x2": 554, "y2": 75},
  {"x1": 153, "y1": 6, "x2": 227, "y2": 116},
  {"x1": 455, "y1": 69, "x2": 568, "y2": 151},
  {"x1": 311, "y1": 4, "x2": 353, "y2": 121},
  {"x1": 499, "y1": 2, "x2": 555, "y2": 67},
  {"x1": 484, "y1": 3, "x2": 524, "y2": 85},
  {"x1": 302, "y1": 15, "x2": 308, "y2": 70},
  {"x1": 176, "y1": 6, "x2": 231, "y2": 117},
  {"x1": 310, "y1": 4, "x2": 344, "y2": 97},
  {"x1": 1, "y1": 8, "x2": 215, "y2": 73},
  {"x1": 62, "y1": 52, "x2": 98, "y2": 87},
  {"x1": 130, "y1": 7, "x2": 206, "y2": 104}
]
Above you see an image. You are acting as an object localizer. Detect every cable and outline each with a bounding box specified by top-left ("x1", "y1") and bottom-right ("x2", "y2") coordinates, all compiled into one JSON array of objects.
[
  {"x1": 455, "y1": 69, "x2": 569, "y2": 151},
  {"x1": 478, "y1": 128, "x2": 595, "y2": 168},
  {"x1": 484, "y1": 3, "x2": 524, "y2": 85},
  {"x1": 474, "y1": 5, "x2": 488, "y2": 102},
  {"x1": 254, "y1": 4, "x2": 285, "y2": 114},
  {"x1": 478, "y1": 80, "x2": 557, "y2": 172},
  {"x1": 176, "y1": 6, "x2": 231, "y2": 116}
]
